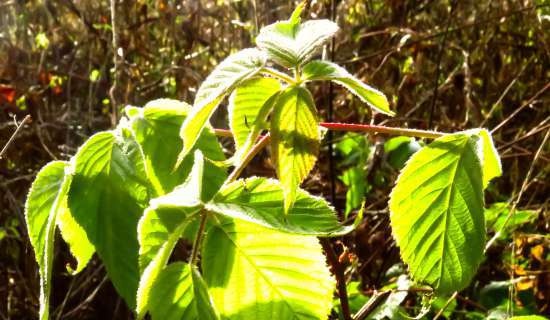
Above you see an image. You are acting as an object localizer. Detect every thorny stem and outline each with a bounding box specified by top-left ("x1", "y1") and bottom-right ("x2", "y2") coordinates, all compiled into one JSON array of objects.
[
  {"x1": 319, "y1": 122, "x2": 445, "y2": 139},
  {"x1": 214, "y1": 123, "x2": 446, "y2": 140},
  {"x1": 190, "y1": 210, "x2": 209, "y2": 265}
]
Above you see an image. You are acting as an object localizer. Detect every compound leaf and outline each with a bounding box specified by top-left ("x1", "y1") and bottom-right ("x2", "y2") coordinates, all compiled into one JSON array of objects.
[
  {"x1": 68, "y1": 130, "x2": 150, "y2": 309},
  {"x1": 256, "y1": 17, "x2": 338, "y2": 68},
  {"x1": 389, "y1": 132, "x2": 487, "y2": 294},
  {"x1": 271, "y1": 86, "x2": 319, "y2": 212},
  {"x1": 148, "y1": 263, "x2": 218, "y2": 320},
  {"x1": 179, "y1": 49, "x2": 267, "y2": 158},
  {"x1": 302, "y1": 60, "x2": 393, "y2": 116},
  {"x1": 206, "y1": 177, "x2": 352, "y2": 236},
  {"x1": 202, "y1": 219, "x2": 335, "y2": 319}
]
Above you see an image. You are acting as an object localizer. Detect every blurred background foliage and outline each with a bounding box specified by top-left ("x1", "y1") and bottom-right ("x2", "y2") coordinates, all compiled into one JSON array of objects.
[{"x1": 0, "y1": 0, "x2": 548, "y2": 318}]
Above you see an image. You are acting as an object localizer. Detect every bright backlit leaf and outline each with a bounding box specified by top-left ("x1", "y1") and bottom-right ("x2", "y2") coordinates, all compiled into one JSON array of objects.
[
  {"x1": 389, "y1": 132, "x2": 490, "y2": 294},
  {"x1": 148, "y1": 263, "x2": 218, "y2": 320},
  {"x1": 126, "y1": 99, "x2": 225, "y2": 196},
  {"x1": 256, "y1": 16, "x2": 338, "y2": 68},
  {"x1": 25, "y1": 161, "x2": 70, "y2": 320},
  {"x1": 202, "y1": 219, "x2": 335, "y2": 319},
  {"x1": 303, "y1": 60, "x2": 393, "y2": 116},
  {"x1": 68, "y1": 130, "x2": 150, "y2": 309},
  {"x1": 206, "y1": 177, "x2": 353, "y2": 236},
  {"x1": 271, "y1": 86, "x2": 319, "y2": 212},
  {"x1": 179, "y1": 49, "x2": 267, "y2": 158},
  {"x1": 136, "y1": 151, "x2": 221, "y2": 317},
  {"x1": 228, "y1": 77, "x2": 281, "y2": 148}
]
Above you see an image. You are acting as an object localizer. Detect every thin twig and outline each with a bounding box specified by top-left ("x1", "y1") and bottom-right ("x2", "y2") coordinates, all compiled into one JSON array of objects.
[
  {"x1": 480, "y1": 56, "x2": 534, "y2": 127},
  {"x1": 485, "y1": 127, "x2": 550, "y2": 252},
  {"x1": 0, "y1": 115, "x2": 31, "y2": 159},
  {"x1": 109, "y1": 0, "x2": 122, "y2": 127},
  {"x1": 353, "y1": 290, "x2": 392, "y2": 320},
  {"x1": 433, "y1": 291, "x2": 458, "y2": 320},
  {"x1": 491, "y1": 82, "x2": 549, "y2": 134},
  {"x1": 428, "y1": 0, "x2": 457, "y2": 128}
]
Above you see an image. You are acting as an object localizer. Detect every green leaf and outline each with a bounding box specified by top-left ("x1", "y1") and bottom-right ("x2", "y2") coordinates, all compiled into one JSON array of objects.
[
  {"x1": 473, "y1": 128, "x2": 502, "y2": 188},
  {"x1": 340, "y1": 167, "x2": 367, "y2": 217},
  {"x1": 56, "y1": 188, "x2": 95, "y2": 275},
  {"x1": 485, "y1": 202, "x2": 537, "y2": 240},
  {"x1": 509, "y1": 316, "x2": 549, "y2": 320},
  {"x1": 288, "y1": 1, "x2": 305, "y2": 25},
  {"x1": 256, "y1": 18, "x2": 338, "y2": 68},
  {"x1": 126, "y1": 99, "x2": 225, "y2": 196},
  {"x1": 148, "y1": 263, "x2": 218, "y2": 320},
  {"x1": 271, "y1": 86, "x2": 319, "y2": 212},
  {"x1": 68, "y1": 130, "x2": 150, "y2": 309},
  {"x1": 228, "y1": 77, "x2": 281, "y2": 149},
  {"x1": 25, "y1": 161, "x2": 71, "y2": 320},
  {"x1": 302, "y1": 60, "x2": 394, "y2": 116},
  {"x1": 136, "y1": 150, "x2": 222, "y2": 317},
  {"x1": 136, "y1": 205, "x2": 200, "y2": 317},
  {"x1": 389, "y1": 132, "x2": 487, "y2": 294},
  {"x1": 206, "y1": 177, "x2": 352, "y2": 236},
  {"x1": 179, "y1": 49, "x2": 267, "y2": 158},
  {"x1": 384, "y1": 136, "x2": 421, "y2": 169},
  {"x1": 202, "y1": 219, "x2": 335, "y2": 319}
]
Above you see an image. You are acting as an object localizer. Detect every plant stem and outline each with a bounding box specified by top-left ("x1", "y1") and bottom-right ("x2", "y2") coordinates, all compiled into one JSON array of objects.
[
  {"x1": 261, "y1": 67, "x2": 296, "y2": 84},
  {"x1": 320, "y1": 239, "x2": 352, "y2": 320},
  {"x1": 190, "y1": 210, "x2": 208, "y2": 265},
  {"x1": 319, "y1": 122, "x2": 444, "y2": 139},
  {"x1": 214, "y1": 123, "x2": 446, "y2": 140},
  {"x1": 226, "y1": 134, "x2": 271, "y2": 183}
]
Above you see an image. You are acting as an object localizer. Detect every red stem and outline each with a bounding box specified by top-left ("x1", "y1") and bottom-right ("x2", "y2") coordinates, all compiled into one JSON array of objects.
[{"x1": 215, "y1": 123, "x2": 445, "y2": 140}]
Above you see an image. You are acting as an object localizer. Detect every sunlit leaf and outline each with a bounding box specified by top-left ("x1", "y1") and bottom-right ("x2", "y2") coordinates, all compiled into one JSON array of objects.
[
  {"x1": 202, "y1": 219, "x2": 335, "y2": 319},
  {"x1": 56, "y1": 188, "x2": 95, "y2": 275},
  {"x1": 149, "y1": 263, "x2": 218, "y2": 320},
  {"x1": 136, "y1": 206, "x2": 200, "y2": 318},
  {"x1": 228, "y1": 77, "x2": 281, "y2": 149},
  {"x1": 126, "y1": 99, "x2": 225, "y2": 196},
  {"x1": 256, "y1": 17, "x2": 338, "y2": 68},
  {"x1": 179, "y1": 49, "x2": 267, "y2": 159},
  {"x1": 339, "y1": 167, "x2": 367, "y2": 217},
  {"x1": 136, "y1": 151, "x2": 210, "y2": 317},
  {"x1": 68, "y1": 130, "x2": 150, "y2": 309},
  {"x1": 389, "y1": 132, "x2": 489, "y2": 294},
  {"x1": 25, "y1": 161, "x2": 71, "y2": 320},
  {"x1": 271, "y1": 86, "x2": 319, "y2": 212},
  {"x1": 302, "y1": 60, "x2": 393, "y2": 116},
  {"x1": 206, "y1": 177, "x2": 352, "y2": 236},
  {"x1": 473, "y1": 128, "x2": 502, "y2": 188}
]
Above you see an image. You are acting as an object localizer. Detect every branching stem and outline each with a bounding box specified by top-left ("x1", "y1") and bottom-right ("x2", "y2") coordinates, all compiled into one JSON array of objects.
[{"x1": 261, "y1": 67, "x2": 296, "y2": 84}]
